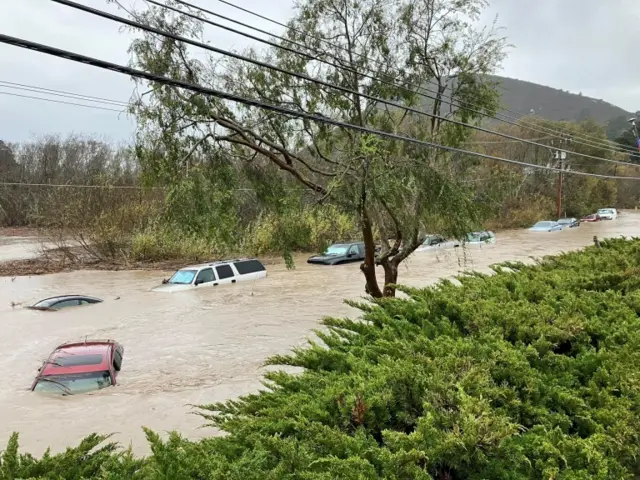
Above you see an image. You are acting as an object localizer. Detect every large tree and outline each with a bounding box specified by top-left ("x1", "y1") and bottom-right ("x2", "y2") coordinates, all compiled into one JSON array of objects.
[{"x1": 117, "y1": 0, "x2": 508, "y2": 297}]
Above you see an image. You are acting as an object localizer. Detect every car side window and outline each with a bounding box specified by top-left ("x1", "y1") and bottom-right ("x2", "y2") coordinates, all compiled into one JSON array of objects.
[
  {"x1": 195, "y1": 268, "x2": 215, "y2": 284},
  {"x1": 216, "y1": 264, "x2": 234, "y2": 280},
  {"x1": 348, "y1": 245, "x2": 358, "y2": 255},
  {"x1": 53, "y1": 299, "x2": 81, "y2": 309}
]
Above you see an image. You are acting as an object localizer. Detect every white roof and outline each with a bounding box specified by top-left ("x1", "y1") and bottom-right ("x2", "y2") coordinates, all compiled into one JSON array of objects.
[{"x1": 179, "y1": 258, "x2": 261, "y2": 270}]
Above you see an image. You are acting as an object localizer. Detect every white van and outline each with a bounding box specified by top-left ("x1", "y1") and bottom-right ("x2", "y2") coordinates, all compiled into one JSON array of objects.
[
  {"x1": 151, "y1": 258, "x2": 267, "y2": 293},
  {"x1": 597, "y1": 208, "x2": 618, "y2": 220}
]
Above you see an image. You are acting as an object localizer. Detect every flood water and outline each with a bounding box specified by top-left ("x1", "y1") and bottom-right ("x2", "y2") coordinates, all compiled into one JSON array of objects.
[{"x1": 1, "y1": 214, "x2": 639, "y2": 456}]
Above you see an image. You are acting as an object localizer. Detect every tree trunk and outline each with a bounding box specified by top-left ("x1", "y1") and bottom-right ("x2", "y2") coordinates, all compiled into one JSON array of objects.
[
  {"x1": 360, "y1": 208, "x2": 383, "y2": 298},
  {"x1": 381, "y1": 259, "x2": 399, "y2": 297}
]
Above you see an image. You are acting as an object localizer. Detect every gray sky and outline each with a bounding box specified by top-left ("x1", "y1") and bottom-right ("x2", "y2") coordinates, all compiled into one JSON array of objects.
[{"x1": 1, "y1": 0, "x2": 638, "y2": 143}]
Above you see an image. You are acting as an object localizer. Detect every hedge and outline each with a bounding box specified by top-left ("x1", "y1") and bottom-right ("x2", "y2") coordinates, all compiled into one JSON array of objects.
[{"x1": 3, "y1": 238, "x2": 640, "y2": 479}]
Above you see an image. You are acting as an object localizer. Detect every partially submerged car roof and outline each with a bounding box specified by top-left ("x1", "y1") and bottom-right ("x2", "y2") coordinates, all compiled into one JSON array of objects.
[
  {"x1": 29, "y1": 295, "x2": 103, "y2": 310},
  {"x1": 40, "y1": 341, "x2": 117, "y2": 377},
  {"x1": 179, "y1": 257, "x2": 265, "y2": 270}
]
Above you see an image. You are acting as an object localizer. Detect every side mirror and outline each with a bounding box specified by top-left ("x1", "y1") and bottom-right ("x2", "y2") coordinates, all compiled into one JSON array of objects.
[
  {"x1": 347, "y1": 252, "x2": 354, "y2": 257},
  {"x1": 161, "y1": 278, "x2": 168, "y2": 284},
  {"x1": 194, "y1": 279, "x2": 201, "y2": 286}
]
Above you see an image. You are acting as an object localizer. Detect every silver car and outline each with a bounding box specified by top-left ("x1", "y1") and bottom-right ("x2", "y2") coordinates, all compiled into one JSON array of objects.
[{"x1": 529, "y1": 221, "x2": 563, "y2": 232}]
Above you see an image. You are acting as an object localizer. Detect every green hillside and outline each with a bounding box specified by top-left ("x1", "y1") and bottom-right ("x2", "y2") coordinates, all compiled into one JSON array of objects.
[{"x1": 489, "y1": 75, "x2": 632, "y2": 125}]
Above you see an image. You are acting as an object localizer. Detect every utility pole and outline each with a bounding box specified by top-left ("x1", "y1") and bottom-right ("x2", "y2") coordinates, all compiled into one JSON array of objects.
[
  {"x1": 551, "y1": 136, "x2": 571, "y2": 219},
  {"x1": 628, "y1": 111, "x2": 640, "y2": 155}
]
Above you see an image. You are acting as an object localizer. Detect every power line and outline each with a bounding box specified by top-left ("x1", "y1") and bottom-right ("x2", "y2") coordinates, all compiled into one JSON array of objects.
[
  {"x1": 0, "y1": 80, "x2": 129, "y2": 106},
  {"x1": 2, "y1": 33, "x2": 638, "y2": 184},
  {"x1": 0, "y1": 90, "x2": 125, "y2": 113},
  {"x1": 147, "y1": 0, "x2": 639, "y2": 160},
  {"x1": 0, "y1": 181, "x2": 148, "y2": 189},
  {"x1": 0, "y1": 181, "x2": 313, "y2": 192},
  {"x1": 52, "y1": 0, "x2": 640, "y2": 169},
  {"x1": 210, "y1": 0, "x2": 637, "y2": 155},
  {"x1": 156, "y1": 0, "x2": 633, "y2": 156}
]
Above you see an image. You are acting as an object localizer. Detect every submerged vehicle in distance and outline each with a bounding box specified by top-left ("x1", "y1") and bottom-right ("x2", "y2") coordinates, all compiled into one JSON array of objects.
[
  {"x1": 596, "y1": 208, "x2": 617, "y2": 220},
  {"x1": 26, "y1": 295, "x2": 103, "y2": 311},
  {"x1": 31, "y1": 340, "x2": 124, "y2": 395},
  {"x1": 529, "y1": 221, "x2": 563, "y2": 232},
  {"x1": 581, "y1": 214, "x2": 601, "y2": 222},
  {"x1": 307, "y1": 242, "x2": 365, "y2": 265},
  {"x1": 415, "y1": 235, "x2": 455, "y2": 252},
  {"x1": 152, "y1": 258, "x2": 267, "y2": 292},
  {"x1": 458, "y1": 231, "x2": 497, "y2": 245},
  {"x1": 558, "y1": 217, "x2": 580, "y2": 228}
]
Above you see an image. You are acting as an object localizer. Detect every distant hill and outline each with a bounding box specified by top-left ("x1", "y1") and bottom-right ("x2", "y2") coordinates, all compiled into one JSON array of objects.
[{"x1": 488, "y1": 75, "x2": 632, "y2": 125}]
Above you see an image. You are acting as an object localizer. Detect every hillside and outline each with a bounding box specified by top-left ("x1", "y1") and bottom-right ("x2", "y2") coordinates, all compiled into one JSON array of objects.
[{"x1": 489, "y1": 75, "x2": 631, "y2": 124}]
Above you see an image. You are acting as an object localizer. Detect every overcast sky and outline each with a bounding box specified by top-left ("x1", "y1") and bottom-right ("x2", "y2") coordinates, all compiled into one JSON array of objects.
[{"x1": 1, "y1": 0, "x2": 639, "y2": 143}]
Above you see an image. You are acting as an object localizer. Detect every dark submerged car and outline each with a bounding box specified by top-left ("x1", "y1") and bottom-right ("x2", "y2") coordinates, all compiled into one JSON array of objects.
[
  {"x1": 26, "y1": 295, "x2": 103, "y2": 311},
  {"x1": 307, "y1": 242, "x2": 365, "y2": 265}
]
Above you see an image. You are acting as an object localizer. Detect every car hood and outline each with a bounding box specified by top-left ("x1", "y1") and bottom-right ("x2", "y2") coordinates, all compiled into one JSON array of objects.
[
  {"x1": 151, "y1": 283, "x2": 193, "y2": 292},
  {"x1": 307, "y1": 254, "x2": 347, "y2": 263}
]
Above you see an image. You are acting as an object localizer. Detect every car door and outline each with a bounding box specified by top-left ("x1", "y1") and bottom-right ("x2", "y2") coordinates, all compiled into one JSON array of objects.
[
  {"x1": 346, "y1": 244, "x2": 360, "y2": 261},
  {"x1": 215, "y1": 264, "x2": 236, "y2": 285},
  {"x1": 194, "y1": 268, "x2": 216, "y2": 287}
]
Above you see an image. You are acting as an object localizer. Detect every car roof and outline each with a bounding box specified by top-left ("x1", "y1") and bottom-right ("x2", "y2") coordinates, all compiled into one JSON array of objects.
[
  {"x1": 39, "y1": 341, "x2": 116, "y2": 376},
  {"x1": 180, "y1": 257, "x2": 264, "y2": 270},
  {"x1": 32, "y1": 295, "x2": 103, "y2": 307}
]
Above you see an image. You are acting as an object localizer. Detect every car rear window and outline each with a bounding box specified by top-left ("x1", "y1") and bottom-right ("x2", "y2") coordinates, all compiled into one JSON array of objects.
[
  {"x1": 53, "y1": 354, "x2": 104, "y2": 367},
  {"x1": 233, "y1": 260, "x2": 266, "y2": 275}
]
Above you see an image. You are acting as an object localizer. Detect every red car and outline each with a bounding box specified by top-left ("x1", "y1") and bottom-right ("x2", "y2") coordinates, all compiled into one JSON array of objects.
[
  {"x1": 581, "y1": 214, "x2": 601, "y2": 222},
  {"x1": 31, "y1": 340, "x2": 124, "y2": 395}
]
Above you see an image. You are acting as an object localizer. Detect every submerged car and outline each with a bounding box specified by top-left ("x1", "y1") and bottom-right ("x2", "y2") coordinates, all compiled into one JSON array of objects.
[
  {"x1": 529, "y1": 221, "x2": 563, "y2": 232},
  {"x1": 558, "y1": 217, "x2": 580, "y2": 228},
  {"x1": 307, "y1": 242, "x2": 365, "y2": 265},
  {"x1": 26, "y1": 295, "x2": 103, "y2": 311},
  {"x1": 597, "y1": 208, "x2": 617, "y2": 220},
  {"x1": 458, "y1": 231, "x2": 497, "y2": 245},
  {"x1": 581, "y1": 214, "x2": 601, "y2": 222},
  {"x1": 31, "y1": 340, "x2": 124, "y2": 395},
  {"x1": 415, "y1": 235, "x2": 456, "y2": 252},
  {"x1": 152, "y1": 258, "x2": 267, "y2": 292}
]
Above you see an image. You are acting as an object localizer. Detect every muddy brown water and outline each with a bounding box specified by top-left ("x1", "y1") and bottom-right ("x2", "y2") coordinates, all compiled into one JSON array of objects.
[{"x1": 1, "y1": 214, "x2": 639, "y2": 456}]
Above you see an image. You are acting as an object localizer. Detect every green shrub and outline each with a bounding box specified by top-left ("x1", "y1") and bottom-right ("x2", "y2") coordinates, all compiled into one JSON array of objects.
[
  {"x1": 6, "y1": 239, "x2": 640, "y2": 479},
  {"x1": 246, "y1": 204, "x2": 358, "y2": 255}
]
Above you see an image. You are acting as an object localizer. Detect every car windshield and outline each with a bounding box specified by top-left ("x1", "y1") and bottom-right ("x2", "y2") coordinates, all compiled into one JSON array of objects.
[
  {"x1": 598, "y1": 209, "x2": 613, "y2": 214},
  {"x1": 534, "y1": 222, "x2": 553, "y2": 228},
  {"x1": 422, "y1": 236, "x2": 441, "y2": 245},
  {"x1": 167, "y1": 269, "x2": 197, "y2": 284},
  {"x1": 558, "y1": 218, "x2": 573, "y2": 224},
  {"x1": 32, "y1": 298, "x2": 63, "y2": 308},
  {"x1": 34, "y1": 371, "x2": 112, "y2": 395},
  {"x1": 466, "y1": 232, "x2": 492, "y2": 242},
  {"x1": 324, "y1": 245, "x2": 349, "y2": 255}
]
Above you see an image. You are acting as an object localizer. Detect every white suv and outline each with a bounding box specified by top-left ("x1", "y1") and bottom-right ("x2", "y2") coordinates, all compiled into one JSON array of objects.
[
  {"x1": 597, "y1": 208, "x2": 617, "y2": 220},
  {"x1": 152, "y1": 258, "x2": 267, "y2": 292}
]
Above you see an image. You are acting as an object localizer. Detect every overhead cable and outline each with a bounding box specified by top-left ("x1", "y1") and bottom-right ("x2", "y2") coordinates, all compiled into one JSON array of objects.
[
  {"x1": 0, "y1": 79, "x2": 129, "y2": 106},
  {"x1": 0, "y1": 90, "x2": 125, "y2": 112},
  {"x1": 211, "y1": 0, "x2": 637, "y2": 154},
  {"x1": 1, "y1": 32, "x2": 638, "y2": 183},
  {"x1": 49, "y1": 0, "x2": 640, "y2": 169}
]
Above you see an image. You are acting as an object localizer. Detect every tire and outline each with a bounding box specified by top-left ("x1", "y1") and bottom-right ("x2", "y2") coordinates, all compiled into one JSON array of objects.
[{"x1": 113, "y1": 351, "x2": 122, "y2": 372}]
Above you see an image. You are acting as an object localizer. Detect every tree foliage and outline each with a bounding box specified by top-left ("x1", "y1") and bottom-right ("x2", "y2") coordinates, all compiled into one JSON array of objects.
[{"x1": 115, "y1": 0, "x2": 508, "y2": 296}]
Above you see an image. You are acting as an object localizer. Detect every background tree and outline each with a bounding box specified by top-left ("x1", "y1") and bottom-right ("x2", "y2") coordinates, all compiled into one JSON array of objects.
[{"x1": 116, "y1": 0, "x2": 507, "y2": 296}]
